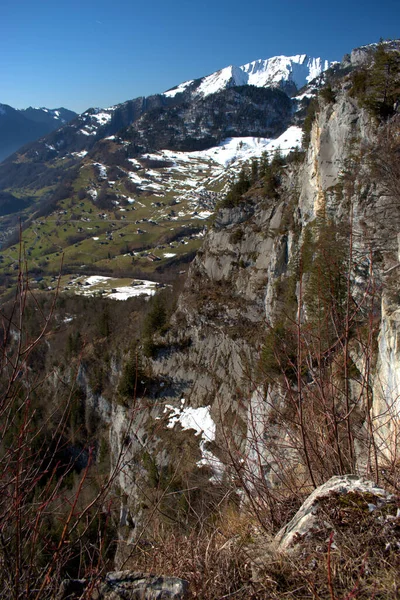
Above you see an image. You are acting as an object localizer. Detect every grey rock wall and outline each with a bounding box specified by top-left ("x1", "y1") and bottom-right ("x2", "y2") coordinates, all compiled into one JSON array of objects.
[{"x1": 98, "y1": 74, "x2": 400, "y2": 549}]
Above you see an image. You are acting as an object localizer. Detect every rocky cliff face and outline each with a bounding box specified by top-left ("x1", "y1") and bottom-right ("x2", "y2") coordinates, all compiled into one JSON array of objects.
[
  {"x1": 86, "y1": 47, "x2": 400, "y2": 552},
  {"x1": 291, "y1": 93, "x2": 400, "y2": 471}
]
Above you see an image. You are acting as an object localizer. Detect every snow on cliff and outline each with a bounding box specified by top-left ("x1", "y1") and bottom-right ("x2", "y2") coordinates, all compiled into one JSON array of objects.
[{"x1": 241, "y1": 55, "x2": 329, "y2": 88}]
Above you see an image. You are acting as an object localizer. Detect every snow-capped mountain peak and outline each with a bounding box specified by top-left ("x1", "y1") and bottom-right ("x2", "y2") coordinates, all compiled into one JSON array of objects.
[
  {"x1": 164, "y1": 53, "x2": 330, "y2": 99},
  {"x1": 241, "y1": 54, "x2": 329, "y2": 88}
]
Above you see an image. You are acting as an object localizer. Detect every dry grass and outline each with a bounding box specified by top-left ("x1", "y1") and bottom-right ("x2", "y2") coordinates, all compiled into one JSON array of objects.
[{"x1": 115, "y1": 488, "x2": 400, "y2": 600}]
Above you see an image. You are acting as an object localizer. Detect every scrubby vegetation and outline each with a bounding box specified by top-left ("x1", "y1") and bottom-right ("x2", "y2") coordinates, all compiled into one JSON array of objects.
[
  {"x1": 217, "y1": 151, "x2": 287, "y2": 209},
  {"x1": 117, "y1": 487, "x2": 400, "y2": 600}
]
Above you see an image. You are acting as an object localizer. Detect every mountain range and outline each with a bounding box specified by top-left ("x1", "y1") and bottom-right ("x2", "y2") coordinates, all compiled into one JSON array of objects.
[{"x1": 0, "y1": 53, "x2": 329, "y2": 165}]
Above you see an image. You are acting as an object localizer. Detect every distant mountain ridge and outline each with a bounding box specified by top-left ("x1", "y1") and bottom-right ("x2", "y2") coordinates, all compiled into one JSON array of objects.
[
  {"x1": 13, "y1": 53, "x2": 327, "y2": 161},
  {"x1": 20, "y1": 106, "x2": 76, "y2": 127},
  {"x1": 0, "y1": 104, "x2": 76, "y2": 162}
]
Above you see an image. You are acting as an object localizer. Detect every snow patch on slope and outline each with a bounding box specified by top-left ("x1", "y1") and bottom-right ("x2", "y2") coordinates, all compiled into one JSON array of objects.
[
  {"x1": 164, "y1": 79, "x2": 195, "y2": 98},
  {"x1": 67, "y1": 275, "x2": 157, "y2": 299},
  {"x1": 78, "y1": 107, "x2": 114, "y2": 136},
  {"x1": 184, "y1": 126, "x2": 303, "y2": 167},
  {"x1": 91, "y1": 112, "x2": 112, "y2": 125},
  {"x1": 164, "y1": 404, "x2": 224, "y2": 479},
  {"x1": 118, "y1": 127, "x2": 302, "y2": 216},
  {"x1": 108, "y1": 283, "x2": 157, "y2": 300},
  {"x1": 93, "y1": 162, "x2": 107, "y2": 178}
]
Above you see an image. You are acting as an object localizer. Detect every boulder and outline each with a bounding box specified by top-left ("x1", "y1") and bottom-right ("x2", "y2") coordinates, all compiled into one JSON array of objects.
[
  {"x1": 58, "y1": 571, "x2": 189, "y2": 599},
  {"x1": 274, "y1": 474, "x2": 395, "y2": 552}
]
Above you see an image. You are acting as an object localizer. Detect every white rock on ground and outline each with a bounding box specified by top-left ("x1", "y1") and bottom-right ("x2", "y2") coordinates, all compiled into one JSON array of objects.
[{"x1": 274, "y1": 475, "x2": 394, "y2": 552}]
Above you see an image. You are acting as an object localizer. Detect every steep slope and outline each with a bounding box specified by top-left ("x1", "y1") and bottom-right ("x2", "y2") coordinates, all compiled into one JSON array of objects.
[
  {"x1": 127, "y1": 86, "x2": 293, "y2": 151},
  {"x1": 1, "y1": 41, "x2": 400, "y2": 600}
]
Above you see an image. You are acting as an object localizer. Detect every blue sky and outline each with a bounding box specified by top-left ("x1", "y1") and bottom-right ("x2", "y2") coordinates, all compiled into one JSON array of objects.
[{"x1": 1, "y1": 0, "x2": 399, "y2": 113}]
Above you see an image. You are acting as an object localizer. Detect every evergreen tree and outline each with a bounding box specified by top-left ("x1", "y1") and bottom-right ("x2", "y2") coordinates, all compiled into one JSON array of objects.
[
  {"x1": 143, "y1": 294, "x2": 167, "y2": 337},
  {"x1": 118, "y1": 345, "x2": 147, "y2": 399},
  {"x1": 368, "y1": 44, "x2": 400, "y2": 119},
  {"x1": 221, "y1": 167, "x2": 251, "y2": 208},
  {"x1": 250, "y1": 158, "x2": 259, "y2": 183},
  {"x1": 259, "y1": 151, "x2": 269, "y2": 178},
  {"x1": 352, "y1": 43, "x2": 400, "y2": 120}
]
